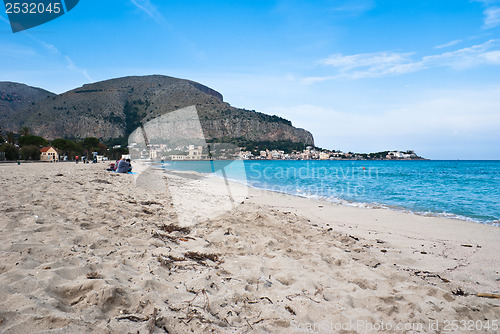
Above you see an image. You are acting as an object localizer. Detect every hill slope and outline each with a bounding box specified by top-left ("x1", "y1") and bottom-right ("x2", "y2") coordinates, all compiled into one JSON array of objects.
[
  {"x1": 8, "y1": 75, "x2": 313, "y2": 146},
  {"x1": 0, "y1": 82, "x2": 55, "y2": 131}
]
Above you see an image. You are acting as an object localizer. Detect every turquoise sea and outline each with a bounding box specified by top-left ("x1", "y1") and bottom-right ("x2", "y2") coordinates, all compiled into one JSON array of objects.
[{"x1": 160, "y1": 160, "x2": 500, "y2": 226}]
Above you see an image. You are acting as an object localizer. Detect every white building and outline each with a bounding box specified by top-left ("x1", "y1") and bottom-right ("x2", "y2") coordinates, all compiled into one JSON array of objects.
[{"x1": 319, "y1": 152, "x2": 330, "y2": 160}]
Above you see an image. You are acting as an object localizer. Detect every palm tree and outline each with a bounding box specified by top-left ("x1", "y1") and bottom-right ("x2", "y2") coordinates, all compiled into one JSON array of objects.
[{"x1": 19, "y1": 126, "x2": 31, "y2": 136}]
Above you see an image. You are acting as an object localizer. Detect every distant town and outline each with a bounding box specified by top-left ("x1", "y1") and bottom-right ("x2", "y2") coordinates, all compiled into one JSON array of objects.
[
  {"x1": 131, "y1": 143, "x2": 425, "y2": 161},
  {"x1": 0, "y1": 130, "x2": 425, "y2": 162},
  {"x1": 239, "y1": 147, "x2": 424, "y2": 160}
]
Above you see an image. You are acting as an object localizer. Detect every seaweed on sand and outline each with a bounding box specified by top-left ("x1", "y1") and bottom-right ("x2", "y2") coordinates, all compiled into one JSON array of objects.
[
  {"x1": 156, "y1": 254, "x2": 186, "y2": 266},
  {"x1": 156, "y1": 252, "x2": 222, "y2": 267},
  {"x1": 184, "y1": 252, "x2": 221, "y2": 265},
  {"x1": 158, "y1": 223, "x2": 191, "y2": 234},
  {"x1": 152, "y1": 231, "x2": 181, "y2": 244}
]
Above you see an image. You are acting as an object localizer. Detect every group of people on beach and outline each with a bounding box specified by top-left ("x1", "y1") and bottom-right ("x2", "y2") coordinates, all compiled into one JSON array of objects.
[
  {"x1": 107, "y1": 157, "x2": 132, "y2": 173},
  {"x1": 75, "y1": 156, "x2": 98, "y2": 164}
]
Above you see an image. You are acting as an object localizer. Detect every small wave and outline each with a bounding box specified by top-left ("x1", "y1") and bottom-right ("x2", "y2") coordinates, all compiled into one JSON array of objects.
[{"x1": 323, "y1": 198, "x2": 500, "y2": 227}]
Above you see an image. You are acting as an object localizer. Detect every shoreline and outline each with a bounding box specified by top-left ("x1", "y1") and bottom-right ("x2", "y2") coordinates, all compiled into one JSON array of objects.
[
  {"x1": 160, "y1": 161, "x2": 500, "y2": 227},
  {"x1": 1, "y1": 162, "x2": 499, "y2": 333},
  {"x1": 240, "y1": 178, "x2": 500, "y2": 227}
]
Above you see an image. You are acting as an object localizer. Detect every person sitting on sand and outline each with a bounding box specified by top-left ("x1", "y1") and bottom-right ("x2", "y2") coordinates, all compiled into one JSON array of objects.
[
  {"x1": 106, "y1": 162, "x2": 116, "y2": 171},
  {"x1": 116, "y1": 158, "x2": 131, "y2": 173}
]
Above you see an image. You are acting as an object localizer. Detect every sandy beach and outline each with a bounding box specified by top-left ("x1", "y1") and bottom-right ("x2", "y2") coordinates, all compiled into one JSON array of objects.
[{"x1": 0, "y1": 162, "x2": 499, "y2": 333}]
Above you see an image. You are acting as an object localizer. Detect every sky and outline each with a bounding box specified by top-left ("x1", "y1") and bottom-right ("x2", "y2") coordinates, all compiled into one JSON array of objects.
[{"x1": 1, "y1": 0, "x2": 500, "y2": 159}]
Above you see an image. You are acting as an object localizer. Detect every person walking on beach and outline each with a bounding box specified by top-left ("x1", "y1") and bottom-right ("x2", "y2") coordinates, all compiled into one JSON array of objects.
[{"x1": 75, "y1": 155, "x2": 79, "y2": 164}]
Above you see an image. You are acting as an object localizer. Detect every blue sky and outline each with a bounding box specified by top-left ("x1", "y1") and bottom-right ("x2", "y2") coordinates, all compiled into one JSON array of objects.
[{"x1": 1, "y1": 0, "x2": 499, "y2": 159}]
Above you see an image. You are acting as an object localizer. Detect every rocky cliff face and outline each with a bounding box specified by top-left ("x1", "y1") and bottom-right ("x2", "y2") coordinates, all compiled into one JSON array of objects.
[
  {"x1": 1, "y1": 75, "x2": 314, "y2": 146},
  {"x1": 201, "y1": 118, "x2": 314, "y2": 144}
]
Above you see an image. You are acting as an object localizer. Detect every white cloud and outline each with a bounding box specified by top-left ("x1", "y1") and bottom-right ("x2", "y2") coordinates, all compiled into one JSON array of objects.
[
  {"x1": 474, "y1": 0, "x2": 500, "y2": 28},
  {"x1": 317, "y1": 51, "x2": 417, "y2": 79},
  {"x1": 306, "y1": 39, "x2": 500, "y2": 82},
  {"x1": 320, "y1": 51, "x2": 414, "y2": 71},
  {"x1": 484, "y1": 7, "x2": 500, "y2": 28},
  {"x1": 301, "y1": 76, "x2": 336, "y2": 85},
  {"x1": 130, "y1": 0, "x2": 165, "y2": 23},
  {"x1": 38, "y1": 40, "x2": 59, "y2": 55},
  {"x1": 434, "y1": 39, "x2": 463, "y2": 49},
  {"x1": 421, "y1": 39, "x2": 500, "y2": 69},
  {"x1": 16, "y1": 31, "x2": 93, "y2": 83},
  {"x1": 64, "y1": 56, "x2": 93, "y2": 82},
  {"x1": 0, "y1": 13, "x2": 10, "y2": 26}
]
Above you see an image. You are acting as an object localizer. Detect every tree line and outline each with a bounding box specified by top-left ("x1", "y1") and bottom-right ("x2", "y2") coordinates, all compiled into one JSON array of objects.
[{"x1": 0, "y1": 126, "x2": 128, "y2": 161}]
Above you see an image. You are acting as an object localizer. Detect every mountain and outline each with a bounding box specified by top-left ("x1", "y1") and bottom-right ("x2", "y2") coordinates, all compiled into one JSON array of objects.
[
  {"x1": 2, "y1": 75, "x2": 314, "y2": 146},
  {"x1": 0, "y1": 82, "x2": 55, "y2": 131}
]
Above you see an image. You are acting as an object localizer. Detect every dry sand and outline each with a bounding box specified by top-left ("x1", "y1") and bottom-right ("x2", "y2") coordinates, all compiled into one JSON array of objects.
[{"x1": 0, "y1": 162, "x2": 499, "y2": 333}]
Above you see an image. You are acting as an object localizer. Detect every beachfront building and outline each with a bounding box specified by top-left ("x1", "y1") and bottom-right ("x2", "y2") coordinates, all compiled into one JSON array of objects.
[
  {"x1": 149, "y1": 149, "x2": 158, "y2": 160},
  {"x1": 40, "y1": 147, "x2": 59, "y2": 162},
  {"x1": 319, "y1": 152, "x2": 330, "y2": 160},
  {"x1": 169, "y1": 145, "x2": 209, "y2": 160},
  {"x1": 188, "y1": 145, "x2": 203, "y2": 159},
  {"x1": 239, "y1": 150, "x2": 254, "y2": 159},
  {"x1": 271, "y1": 150, "x2": 285, "y2": 160},
  {"x1": 170, "y1": 154, "x2": 188, "y2": 160}
]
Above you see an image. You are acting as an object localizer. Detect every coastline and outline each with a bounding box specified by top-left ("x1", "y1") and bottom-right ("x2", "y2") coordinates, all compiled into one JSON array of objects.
[
  {"x1": 0, "y1": 162, "x2": 499, "y2": 333},
  {"x1": 188, "y1": 159, "x2": 500, "y2": 227},
  {"x1": 276, "y1": 190, "x2": 500, "y2": 227}
]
